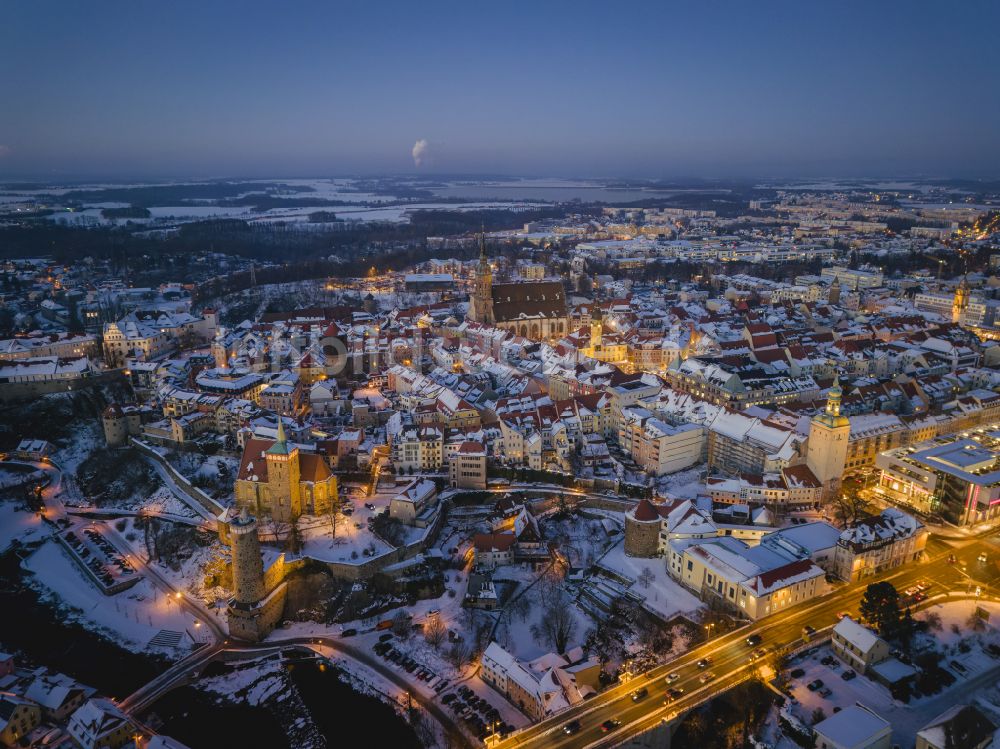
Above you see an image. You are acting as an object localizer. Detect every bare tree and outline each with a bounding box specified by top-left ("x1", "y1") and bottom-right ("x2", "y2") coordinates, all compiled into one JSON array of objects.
[
  {"x1": 327, "y1": 495, "x2": 341, "y2": 539},
  {"x1": 531, "y1": 591, "x2": 578, "y2": 654},
  {"x1": 922, "y1": 610, "x2": 942, "y2": 632},
  {"x1": 424, "y1": 615, "x2": 447, "y2": 648},
  {"x1": 391, "y1": 610, "x2": 412, "y2": 639},
  {"x1": 446, "y1": 641, "x2": 472, "y2": 671},
  {"x1": 638, "y1": 567, "x2": 655, "y2": 589}
]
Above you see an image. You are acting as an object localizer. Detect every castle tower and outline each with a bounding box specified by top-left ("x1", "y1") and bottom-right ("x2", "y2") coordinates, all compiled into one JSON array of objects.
[
  {"x1": 624, "y1": 499, "x2": 662, "y2": 557},
  {"x1": 230, "y1": 509, "x2": 266, "y2": 605},
  {"x1": 828, "y1": 277, "x2": 841, "y2": 305},
  {"x1": 468, "y1": 231, "x2": 494, "y2": 325},
  {"x1": 264, "y1": 420, "x2": 302, "y2": 523},
  {"x1": 102, "y1": 404, "x2": 128, "y2": 447},
  {"x1": 952, "y1": 276, "x2": 969, "y2": 324},
  {"x1": 227, "y1": 509, "x2": 287, "y2": 642},
  {"x1": 806, "y1": 376, "x2": 851, "y2": 500}
]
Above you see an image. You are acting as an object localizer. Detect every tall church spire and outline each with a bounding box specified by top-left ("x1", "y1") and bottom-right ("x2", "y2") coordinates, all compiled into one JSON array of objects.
[{"x1": 267, "y1": 418, "x2": 290, "y2": 455}]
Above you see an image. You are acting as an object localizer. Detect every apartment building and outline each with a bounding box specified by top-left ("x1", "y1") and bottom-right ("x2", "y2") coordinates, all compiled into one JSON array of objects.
[
  {"x1": 448, "y1": 440, "x2": 487, "y2": 489},
  {"x1": 833, "y1": 508, "x2": 927, "y2": 582}
]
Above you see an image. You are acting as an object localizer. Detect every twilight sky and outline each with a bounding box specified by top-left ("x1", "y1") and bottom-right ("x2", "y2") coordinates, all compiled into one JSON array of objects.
[{"x1": 2, "y1": 0, "x2": 999, "y2": 180}]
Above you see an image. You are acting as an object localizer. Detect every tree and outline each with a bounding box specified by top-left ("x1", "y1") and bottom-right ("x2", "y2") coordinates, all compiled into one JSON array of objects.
[
  {"x1": 285, "y1": 521, "x2": 303, "y2": 554},
  {"x1": 811, "y1": 707, "x2": 827, "y2": 725},
  {"x1": 445, "y1": 641, "x2": 472, "y2": 671},
  {"x1": 833, "y1": 483, "x2": 869, "y2": 527},
  {"x1": 859, "y1": 581, "x2": 901, "y2": 637},
  {"x1": 327, "y1": 496, "x2": 341, "y2": 539},
  {"x1": 531, "y1": 590, "x2": 578, "y2": 654},
  {"x1": 637, "y1": 567, "x2": 655, "y2": 589},
  {"x1": 391, "y1": 610, "x2": 412, "y2": 639},
  {"x1": 922, "y1": 610, "x2": 943, "y2": 631},
  {"x1": 424, "y1": 614, "x2": 447, "y2": 648}
]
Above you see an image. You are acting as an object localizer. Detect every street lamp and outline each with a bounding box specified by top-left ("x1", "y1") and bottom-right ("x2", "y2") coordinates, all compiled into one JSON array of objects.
[{"x1": 485, "y1": 720, "x2": 501, "y2": 748}]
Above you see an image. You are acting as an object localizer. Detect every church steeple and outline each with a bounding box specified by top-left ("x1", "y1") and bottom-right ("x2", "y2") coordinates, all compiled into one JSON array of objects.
[
  {"x1": 267, "y1": 418, "x2": 290, "y2": 455},
  {"x1": 468, "y1": 227, "x2": 494, "y2": 325}
]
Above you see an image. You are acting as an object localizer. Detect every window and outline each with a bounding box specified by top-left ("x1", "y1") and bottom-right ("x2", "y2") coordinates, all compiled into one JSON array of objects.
[{"x1": 686, "y1": 560, "x2": 693, "y2": 571}]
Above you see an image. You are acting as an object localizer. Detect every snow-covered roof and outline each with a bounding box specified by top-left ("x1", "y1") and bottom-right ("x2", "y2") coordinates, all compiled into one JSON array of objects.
[
  {"x1": 833, "y1": 616, "x2": 883, "y2": 653},
  {"x1": 813, "y1": 704, "x2": 890, "y2": 747}
]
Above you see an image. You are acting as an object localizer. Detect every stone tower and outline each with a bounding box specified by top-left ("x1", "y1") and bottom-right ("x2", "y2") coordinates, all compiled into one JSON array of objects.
[
  {"x1": 468, "y1": 232, "x2": 494, "y2": 325},
  {"x1": 624, "y1": 499, "x2": 662, "y2": 557},
  {"x1": 806, "y1": 377, "x2": 851, "y2": 500},
  {"x1": 230, "y1": 509, "x2": 266, "y2": 605},
  {"x1": 227, "y1": 509, "x2": 286, "y2": 642},
  {"x1": 952, "y1": 276, "x2": 969, "y2": 324},
  {"x1": 828, "y1": 277, "x2": 841, "y2": 305},
  {"x1": 264, "y1": 420, "x2": 302, "y2": 523},
  {"x1": 102, "y1": 404, "x2": 128, "y2": 447}
]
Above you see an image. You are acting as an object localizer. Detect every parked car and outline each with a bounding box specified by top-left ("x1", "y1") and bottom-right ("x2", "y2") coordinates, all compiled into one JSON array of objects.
[
  {"x1": 807, "y1": 679, "x2": 824, "y2": 691},
  {"x1": 818, "y1": 687, "x2": 832, "y2": 697},
  {"x1": 841, "y1": 670, "x2": 856, "y2": 681},
  {"x1": 790, "y1": 668, "x2": 805, "y2": 679},
  {"x1": 341, "y1": 628, "x2": 357, "y2": 637}
]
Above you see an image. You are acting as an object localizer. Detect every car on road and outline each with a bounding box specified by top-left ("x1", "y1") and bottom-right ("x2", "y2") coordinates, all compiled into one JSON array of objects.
[
  {"x1": 600, "y1": 719, "x2": 621, "y2": 733},
  {"x1": 563, "y1": 720, "x2": 581, "y2": 735},
  {"x1": 697, "y1": 657, "x2": 712, "y2": 669},
  {"x1": 841, "y1": 669, "x2": 856, "y2": 681},
  {"x1": 801, "y1": 625, "x2": 816, "y2": 641},
  {"x1": 948, "y1": 554, "x2": 957, "y2": 564},
  {"x1": 631, "y1": 687, "x2": 648, "y2": 702},
  {"x1": 749, "y1": 648, "x2": 767, "y2": 661},
  {"x1": 746, "y1": 634, "x2": 762, "y2": 647},
  {"x1": 979, "y1": 552, "x2": 989, "y2": 564},
  {"x1": 807, "y1": 679, "x2": 824, "y2": 691},
  {"x1": 665, "y1": 672, "x2": 680, "y2": 683},
  {"x1": 664, "y1": 688, "x2": 684, "y2": 703},
  {"x1": 699, "y1": 672, "x2": 716, "y2": 684}
]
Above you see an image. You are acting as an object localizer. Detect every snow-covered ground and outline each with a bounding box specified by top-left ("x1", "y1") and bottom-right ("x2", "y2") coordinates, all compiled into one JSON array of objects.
[
  {"x1": 23, "y1": 539, "x2": 213, "y2": 654},
  {"x1": 596, "y1": 542, "x2": 703, "y2": 621},
  {"x1": 655, "y1": 466, "x2": 705, "y2": 499},
  {"x1": 784, "y1": 617, "x2": 1000, "y2": 748},
  {"x1": 0, "y1": 501, "x2": 47, "y2": 552},
  {"x1": 297, "y1": 514, "x2": 393, "y2": 564}
]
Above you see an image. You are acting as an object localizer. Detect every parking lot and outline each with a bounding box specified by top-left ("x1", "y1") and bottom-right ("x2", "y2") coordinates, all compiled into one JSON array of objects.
[
  {"x1": 60, "y1": 524, "x2": 142, "y2": 594},
  {"x1": 370, "y1": 635, "x2": 512, "y2": 741}
]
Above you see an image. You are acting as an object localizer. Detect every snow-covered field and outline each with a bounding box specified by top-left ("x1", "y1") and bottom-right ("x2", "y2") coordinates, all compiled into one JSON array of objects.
[
  {"x1": 23, "y1": 539, "x2": 214, "y2": 654},
  {"x1": 0, "y1": 501, "x2": 46, "y2": 552},
  {"x1": 596, "y1": 542, "x2": 703, "y2": 621}
]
